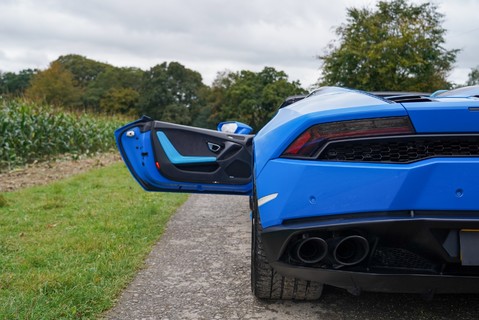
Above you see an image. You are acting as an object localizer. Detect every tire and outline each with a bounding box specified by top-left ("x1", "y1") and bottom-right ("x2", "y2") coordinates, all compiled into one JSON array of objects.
[{"x1": 250, "y1": 193, "x2": 323, "y2": 301}]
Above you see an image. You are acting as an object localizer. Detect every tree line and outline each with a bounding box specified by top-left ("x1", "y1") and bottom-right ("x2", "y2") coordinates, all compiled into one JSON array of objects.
[
  {"x1": 0, "y1": 55, "x2": 305, "y2": 131},
  {"x1": 1, "y1": 0, "x2": 478, "y2": 131}
]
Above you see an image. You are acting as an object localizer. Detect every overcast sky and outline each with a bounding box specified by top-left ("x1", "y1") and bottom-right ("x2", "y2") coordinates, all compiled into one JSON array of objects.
[{"x1": 0, "y1": 0, "x2": 478, "y2": 88}]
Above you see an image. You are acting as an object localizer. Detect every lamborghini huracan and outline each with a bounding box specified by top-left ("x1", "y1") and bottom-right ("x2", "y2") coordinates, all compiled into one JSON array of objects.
[{"x1": 115, "y1": 85, "x2": 479, "y2": 300}]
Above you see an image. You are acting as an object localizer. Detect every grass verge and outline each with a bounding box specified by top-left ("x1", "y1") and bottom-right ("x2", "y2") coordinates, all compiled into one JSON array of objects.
[{"x1": 0, "y1": 163, "x2": 188, "y2": 319}]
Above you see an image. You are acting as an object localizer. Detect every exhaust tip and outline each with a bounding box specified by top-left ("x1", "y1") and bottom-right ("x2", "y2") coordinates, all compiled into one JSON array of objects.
[
  {"x1": 295, "y1": 237, "x2": 328, "y2": 264},
  {"x1": 333, "y1": 235, "x2": 369, "y2": 266}
]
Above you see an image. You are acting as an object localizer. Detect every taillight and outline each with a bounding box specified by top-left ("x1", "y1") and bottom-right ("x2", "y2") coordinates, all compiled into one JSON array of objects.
[{"x1": 283, "y1": 116, "x2": 414, "y2": 157}]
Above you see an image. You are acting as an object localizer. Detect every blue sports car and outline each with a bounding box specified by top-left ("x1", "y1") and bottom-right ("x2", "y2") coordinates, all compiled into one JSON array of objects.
[{"x1": 115, "y1": 85, "x2": 479, "y2": 300}]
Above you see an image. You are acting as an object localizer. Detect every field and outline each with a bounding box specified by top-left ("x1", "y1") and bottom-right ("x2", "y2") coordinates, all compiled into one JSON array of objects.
[
  {"x1": 0, "y1": 99, "x2": 125, "y2": 171},
  {"x1": 0, "y1": 163, "x2": 187, "y2": 319}
]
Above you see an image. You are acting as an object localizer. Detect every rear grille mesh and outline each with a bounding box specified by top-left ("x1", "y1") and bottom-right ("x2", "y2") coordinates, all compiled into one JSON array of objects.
[
  {"x1": 370, "y1": 247, "x2": 437, "y2": 272},
  {"x1": 318, "y1": 136, "x2": 479, "y2": 163}
]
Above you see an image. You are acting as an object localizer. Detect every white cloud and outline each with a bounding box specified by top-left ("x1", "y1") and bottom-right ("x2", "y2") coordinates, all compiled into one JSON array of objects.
[
  {"x1": 0, "y1": 0, "x2": 477, "y2": 87},
  {"x1": 439, "y1": 0, "x2": 479, "y2": 74}
]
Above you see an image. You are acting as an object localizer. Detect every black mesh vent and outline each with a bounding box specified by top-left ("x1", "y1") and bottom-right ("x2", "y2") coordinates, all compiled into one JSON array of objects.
[
  {"x1": 385, "y1": 95, "x2": 433, "y2": 103},
  {"x1": 371, "y1": 247, "x2": 437, "y2": 272},
  {"x1": 318, "y1": 135, "x2": 479, "y2": 163}
]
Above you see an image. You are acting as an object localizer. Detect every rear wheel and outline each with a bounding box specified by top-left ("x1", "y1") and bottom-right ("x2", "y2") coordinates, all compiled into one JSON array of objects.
[{"x1": 250, "y1": 194, "x2": 323, "y2": 301}]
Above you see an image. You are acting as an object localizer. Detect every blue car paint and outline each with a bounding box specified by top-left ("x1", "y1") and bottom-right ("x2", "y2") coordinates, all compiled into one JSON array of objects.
[
  {"x1": 156, "y1": 131, "x2": 216, "y2": 164},
  {"x1": 115, "y1": 123, "x2": 252, "y2": 194},
  {"x1": 252, "y1": 89, "x2": 479, "y2": 228},
  {"x1": 116, "y1": 86, "x2": 479, "y2": 229},
  {"x1": 402, "y1": 100, "x2": 479, "y2": 133},
  {"x1": 430, "y1": 90, "x2": 448, "y2": 97},
  {"x1": 435, "y1": 85, "x2": 479, "y2": 97},
  {"x1": 254, "y1": 89, "x2": 408, "y2": 177},
  {"x1": 256, "y1": 157, "x2": 479, "y2": 228},
  {"x1": 254, "y1": 90, "x2": 479, "y2": 228}
]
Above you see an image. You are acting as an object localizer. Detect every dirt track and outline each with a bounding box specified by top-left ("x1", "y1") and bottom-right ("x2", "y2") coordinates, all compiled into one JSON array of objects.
[
  {"x1": 0, "y1": 153, "x2": 121, "y2": 192},
  {"x1": 106, "y1": 194, "x2": 479, "y2": 320}
]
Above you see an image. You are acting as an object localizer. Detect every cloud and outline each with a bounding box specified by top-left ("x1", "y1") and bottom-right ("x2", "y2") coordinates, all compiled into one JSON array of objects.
[
  {"x1": 439, "y1": 1, "x2": 479, "y2": 71},
  {"x1": 0, "y1": 0, "x2": 477, "y2": 87}
]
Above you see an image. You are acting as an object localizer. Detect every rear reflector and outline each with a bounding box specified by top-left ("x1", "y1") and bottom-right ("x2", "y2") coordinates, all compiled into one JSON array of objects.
[{"x1": 283, "y1": 116, "x2": 414, "y2": 157}]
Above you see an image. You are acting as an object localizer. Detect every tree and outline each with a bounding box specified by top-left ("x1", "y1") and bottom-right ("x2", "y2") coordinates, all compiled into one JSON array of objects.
[
  {"x1": 55, "y1": 54, "x2": 111, "y2": 88},
  {"x1": 209, "y1": 67, "x2": 306, "y2": 131},
  {"x1": 85, "y1": 67, "x2": 143, "y2": 112},
  {"x1": 26, "y1": 61, "x2": 81, "y2": 106},
  {"x1": 99, "y1": 87, "x2": 140, "y2": 115},
  {"x1": 318, "y1": 0, "x2": 459, "y2": 92},
  {"x1": 138, "y1": 62, "x2": 205, "y2": 125},
  {"x1": 161, "y1": 103, "x2": 192, "y2": 124},
  {"x1": 467, "y1": 67, "x2": 479, "y2": 86},
  {"x1": 0, "y1": 69, "x2": 38, "y2": 96},
  {"x1": 52, "y1": 54, "x2": 144, "y2": 113}
]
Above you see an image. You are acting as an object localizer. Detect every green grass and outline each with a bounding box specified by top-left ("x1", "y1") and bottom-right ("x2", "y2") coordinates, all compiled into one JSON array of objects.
[{"x1": 0, "y1": 163, "x2": 188, "y2": 319}]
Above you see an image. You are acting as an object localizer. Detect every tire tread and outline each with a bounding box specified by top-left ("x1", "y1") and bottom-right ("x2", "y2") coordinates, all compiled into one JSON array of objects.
[{"x1": 251, "y1": 213, "x2": 323, "y2": 301}]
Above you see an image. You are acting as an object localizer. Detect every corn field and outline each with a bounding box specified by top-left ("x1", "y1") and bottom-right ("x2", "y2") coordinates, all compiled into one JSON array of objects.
[{"x1": 0, "y1": 99, "x2": 127, "y2": 171}]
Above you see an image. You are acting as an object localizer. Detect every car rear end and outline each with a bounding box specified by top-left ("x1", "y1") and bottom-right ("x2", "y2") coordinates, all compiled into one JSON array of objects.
[{"x1": 254, "y1": 87, "x2": 479, "y2": 294}]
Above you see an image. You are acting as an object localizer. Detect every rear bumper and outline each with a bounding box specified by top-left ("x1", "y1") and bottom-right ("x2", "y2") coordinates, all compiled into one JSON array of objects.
[
  {"x1": 256, "y1": 157, "x2": 479, "y2": 228},
  {"x1": 272, "y1": 262, "x2": 479, "y2": 294},
  {"x1": 261, "y1": 213, "x2": 479, "y2": 294}
]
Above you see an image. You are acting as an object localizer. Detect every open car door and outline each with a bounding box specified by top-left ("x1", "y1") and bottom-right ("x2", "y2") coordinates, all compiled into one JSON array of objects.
[{"x1": 115, "y1": 117, "x2": 253, "y2": 195}]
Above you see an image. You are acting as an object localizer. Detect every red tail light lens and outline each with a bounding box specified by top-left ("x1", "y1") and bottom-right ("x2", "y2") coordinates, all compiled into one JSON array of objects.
[{"x1": 283, "y1": 116, "x2": 414, "y2": 157}]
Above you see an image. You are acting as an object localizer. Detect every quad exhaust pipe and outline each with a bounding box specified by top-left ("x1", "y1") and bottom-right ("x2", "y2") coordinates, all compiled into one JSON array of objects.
[
  {"x1": 294, "y1": 237, "x2": 328, "y2": 264},
  {"x1": 331, "y1": 235, "x2": 370, "y2": 266},
  {"x1": 292, "y1": 235, "x2": 370, "y2": 266}
]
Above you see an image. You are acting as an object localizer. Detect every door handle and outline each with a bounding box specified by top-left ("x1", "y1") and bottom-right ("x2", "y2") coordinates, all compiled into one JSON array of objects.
[{"x1": 207, "y1": 142, "x2": 221, "y2": 153}]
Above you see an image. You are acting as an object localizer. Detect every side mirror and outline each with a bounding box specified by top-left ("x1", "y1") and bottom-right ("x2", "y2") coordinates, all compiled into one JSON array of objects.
[{"x1": 217, "y1": 121, "x2": 253, "y2": 134}]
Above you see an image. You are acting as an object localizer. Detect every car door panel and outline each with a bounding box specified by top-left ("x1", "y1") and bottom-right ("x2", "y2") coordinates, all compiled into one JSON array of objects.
[{"x1": 115, "y1": 117, "x2": 253, "y2": 195}]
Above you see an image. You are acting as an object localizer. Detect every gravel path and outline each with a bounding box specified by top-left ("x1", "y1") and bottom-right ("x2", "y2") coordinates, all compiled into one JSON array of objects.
[{"x1": 106, "y1": 194, "x2": 479, "y2": 320}]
